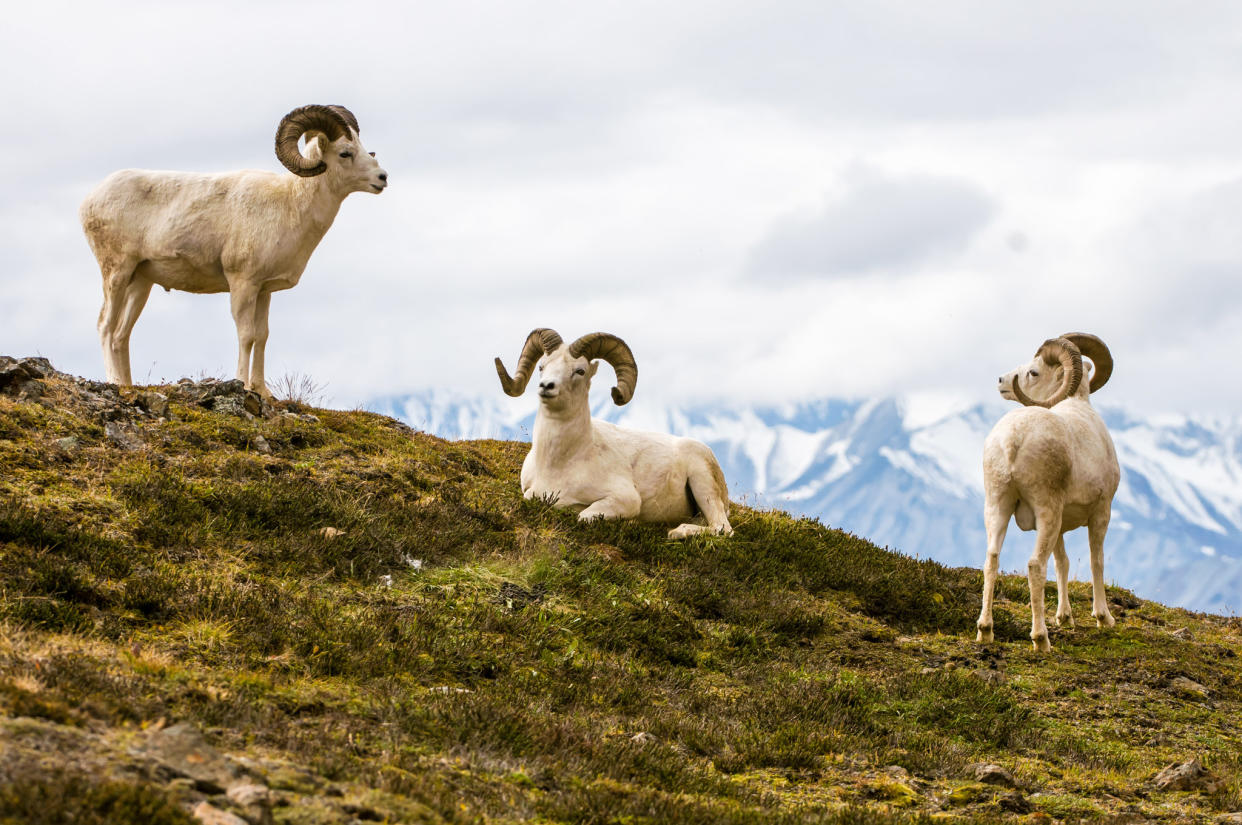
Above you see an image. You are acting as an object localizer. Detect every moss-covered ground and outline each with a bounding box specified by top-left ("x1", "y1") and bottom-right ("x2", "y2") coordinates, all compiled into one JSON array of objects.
[{"x1": 1, "y1": 367, "x2": 1240, "y2": 823}]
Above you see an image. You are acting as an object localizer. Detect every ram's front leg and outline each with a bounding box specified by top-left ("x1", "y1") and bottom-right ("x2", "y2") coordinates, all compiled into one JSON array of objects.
[
  {"x1": 247, "y1": 290, "x2": 274, "y2": 399},
  {"x1": 577, "y1": 487, "x2": 642, "y2": 522},
  {"x1": 228, "y1": 280, "x2": 260, "y2": 390}
]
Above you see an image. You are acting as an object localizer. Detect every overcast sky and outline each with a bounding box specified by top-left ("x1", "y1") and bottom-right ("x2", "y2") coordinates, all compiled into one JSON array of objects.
[{"x1": 3, "y1": 1, "x2": 1242, "y2": 415}]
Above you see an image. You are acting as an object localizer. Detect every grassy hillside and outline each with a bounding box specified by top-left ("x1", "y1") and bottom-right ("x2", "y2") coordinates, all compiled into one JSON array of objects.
[{"x1": 1, "y1": 357, "x2": 1240, "y2": 824}]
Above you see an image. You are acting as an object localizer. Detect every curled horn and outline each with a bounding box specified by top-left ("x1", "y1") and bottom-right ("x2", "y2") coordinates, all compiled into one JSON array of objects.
[
  {"x1": 568, "y1": 332, "x2": 637, "y2": 405},
  {"x1": 327, "y1": 105, "x2": 360, "y2": 136},
  {"x1": 1060, "y1": 332, "x2": 1112, "y2": 393},
  {"x1": 1011, "y1": 337, "x2": 1083, "y2": 408},
  {"x1": 275, "y1": 105, "x2": 354, "y2": 177},
  {"x1": 495, "y1": 328, "x2": 563, "y2": 396}
]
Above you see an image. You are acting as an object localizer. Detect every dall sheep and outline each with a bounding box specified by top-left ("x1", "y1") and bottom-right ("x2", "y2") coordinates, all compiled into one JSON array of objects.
[
  {"x1": 976, "y1": 332, "x2": 1119, "y2": 652},
  {"x1": 80, "y1": 105, "x2": 388, "y2": 396},
  {"x1": 495, "y1": 328, "x2": 733, "y2": 540}
]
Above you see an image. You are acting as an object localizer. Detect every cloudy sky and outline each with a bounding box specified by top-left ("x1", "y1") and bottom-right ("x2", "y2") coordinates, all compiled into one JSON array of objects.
[{"x1": 4, "y1": 1, "x2": 1242, "y2": 415}]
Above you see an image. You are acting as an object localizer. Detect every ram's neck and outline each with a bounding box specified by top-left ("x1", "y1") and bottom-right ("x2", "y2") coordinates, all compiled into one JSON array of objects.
[
  {"x1": 288, "y1": 175, "x2": 346, "y2": 239},
  {"x1": 532, "y1": 401, "x2": 594, "y2": 466}
]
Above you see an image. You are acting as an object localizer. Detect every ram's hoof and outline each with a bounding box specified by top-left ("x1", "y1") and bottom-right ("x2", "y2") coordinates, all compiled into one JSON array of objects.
[
  {"x1": 1094, "y1": 611, "x2": 1115, "y2": 628},
  {"x1": 1030, "y1": 633, "x2": 1051, "y2": 653},
  {"x1": 1055, "y1": 612, "x2": 1075, "y2": 628},
  {"x1": 976, "y1": 624, "x2": 993, "y2": 644}
]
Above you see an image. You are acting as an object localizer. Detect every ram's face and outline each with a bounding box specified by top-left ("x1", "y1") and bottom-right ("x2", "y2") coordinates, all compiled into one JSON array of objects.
[
  {"x1": 999, "y1": 351, "x2": 1058, "y2": 403},
  {"x1": 536, "y1": 350, "x2": 598, "y2": 411},
  {"x1": 1000, "y1": 352, "x2": 1094, "y2": 403},
  {"x1": 323, "y1": 130, "x2": 388, "y2": 194}
]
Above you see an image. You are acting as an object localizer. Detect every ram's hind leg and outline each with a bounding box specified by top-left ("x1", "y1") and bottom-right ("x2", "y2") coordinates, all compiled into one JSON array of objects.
[
  {"x1": 97, "y1": 258, "x2": 142, "y2": 385},
  {"x1": 1027, "y1": 506, "x2": 1063, "y2": 653},
  {"x1": 977, "y1": 490, "x2": 1016, "y2": 643},
  {"x1": 672, "y1": 451, "x2": 733, "y2": 540},
  {"x1": 1052, "y1": 535, "x2": 1074, "y2": 628},
  {"x1": 1088, "y1": 505, "x2": 1115, "y2": 628}
]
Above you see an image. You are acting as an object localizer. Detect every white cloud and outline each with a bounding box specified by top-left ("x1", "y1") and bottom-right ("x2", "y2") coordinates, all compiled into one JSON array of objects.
[{"x1": 747, "y1": 164, "x2": 996, "y2": 280}]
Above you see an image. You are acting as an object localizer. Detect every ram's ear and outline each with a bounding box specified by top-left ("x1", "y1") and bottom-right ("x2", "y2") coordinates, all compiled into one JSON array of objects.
[
  {"x1": 302, "y1": 131, "x2": 328, "y2": 162},
  {"x1": 588, "y1": 361, "x2": 600, "y2": 379}
]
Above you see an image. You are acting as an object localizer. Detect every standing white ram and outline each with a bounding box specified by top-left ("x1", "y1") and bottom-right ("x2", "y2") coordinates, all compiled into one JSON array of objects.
[
  {"x1": 80, "y1": 105, "x2": 388, "y2": 396},
  {"x1": 976, "y1": 332, "x2": 1119, "y2": 652},
  {"x1": 495, "y1": 328, "x2": 733, "y2": 540}
]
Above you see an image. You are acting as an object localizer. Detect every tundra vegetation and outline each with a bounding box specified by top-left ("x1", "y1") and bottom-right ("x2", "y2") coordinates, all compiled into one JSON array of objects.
[{"x1": 1, "y1": 360, "x2": 1240, "y2": 824}]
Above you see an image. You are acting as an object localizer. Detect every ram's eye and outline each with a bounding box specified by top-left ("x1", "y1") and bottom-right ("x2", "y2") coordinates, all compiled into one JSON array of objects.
[
  {"x1": 339, "y1": 151, "x2": 353, "y2": 159},
  {"x1": 575, "y1": 368, "x2": 586, "y2": 376},
  {"x1": 1029, "y1": 370, "x2": 1039, "y2": 377},
  {"x1": 369, "y1": 151, "x2": 376, "y2": 157}
]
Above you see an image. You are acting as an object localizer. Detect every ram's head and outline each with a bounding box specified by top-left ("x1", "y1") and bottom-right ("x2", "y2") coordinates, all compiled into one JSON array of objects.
[
  {"x1": 275, "y1": 105, "x2": 387, "y2": 194},
  {"x1": 998, "y1": 332, "x2": 1113, "y2": 407},
  {"x1": 496, "y1": 328, "x2": 637, "y2": 411}
]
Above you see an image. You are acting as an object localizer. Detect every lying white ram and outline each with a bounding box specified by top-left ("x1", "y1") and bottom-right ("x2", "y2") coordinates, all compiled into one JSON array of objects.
[
  {"x1": 496, "y1": 328, "x2": 733, "y2": 539},
  {"x1": 80, "y1": 105, "x2": 387, "y2": 396},
  {"x1": 976, "y1": 332, "x2": 1118, "y2": 652}
]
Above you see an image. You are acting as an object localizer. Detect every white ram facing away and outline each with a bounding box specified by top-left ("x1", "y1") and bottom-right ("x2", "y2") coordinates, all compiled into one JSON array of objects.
[
  {"x1": 80, "y1": 105, "x2": 387, "y2": 397},
  {"x1": 977, "y1": 332, "x2": 1119, "y2": 652},
  {"x1": 495, "y1": 328, "x2": 734, "y2": 540}
]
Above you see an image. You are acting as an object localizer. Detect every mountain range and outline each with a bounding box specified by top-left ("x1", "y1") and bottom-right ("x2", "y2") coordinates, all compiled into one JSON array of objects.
[{"x1": 367, "y1": 390, "x2": 1242, "y2": 615}]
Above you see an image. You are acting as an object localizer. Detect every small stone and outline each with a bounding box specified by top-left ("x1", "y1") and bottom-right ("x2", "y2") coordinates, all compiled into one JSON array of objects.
[
  {"x1": 191, "y1": 801, "x2": 248, "y2": 825},
  {"x1": 252, "y1": 435, "x2": 272, "y2": 455},
  {"x1": 226, "y1": 783, "x2": 270, "y2": 808},
  {"x1": 1169, "y1": 627, "x2": 1191, "y2": 640},
  {"x1": 136, "y1": 391, "x2": 169, "y2": 417},
  {"x1": 54, "y1": 436, "x2": 79, "y2": 452},
  {"x1": 243, "y1": 391, "x2": 264, "y2": 416},
  {"x1": 226, "y1": 783, "x2": 273, "y2": 825},
  {"x1": 970, "y1": 763, "x2": 1023, "y2": 789},
  {"x1": 998, "y1": 791, "x2": 1031, "y2": 814},
  {"x1": 105, "y1": 421, "x2": 142, "y2": 451},
  {"x1": 971, "y1": 668, "x2": 1006, "y2": 686},
  {"x1": 139, "y1": 722, "x2": 239, "y2": 792},
  {"x1": 631, "y1": 731, "x2": 657, "y2": 745},
  {"x1": 18, "y1": 357, "x2": 54, "y2": 377},
  {"x1": 1169, "y1": 676, "x2": 1210, "y2": 699},
  {"x1": 1152, "y1": 757, "x2": 1213, "y2": 791},
  {"x1": 319, "y1": 527, "x2": 345, "y2": 539}
]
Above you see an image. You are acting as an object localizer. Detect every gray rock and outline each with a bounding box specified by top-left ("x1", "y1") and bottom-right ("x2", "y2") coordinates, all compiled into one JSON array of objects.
[
  {"x1": 54, "y1": 436, "x2": 79, "y2": 452},
  {"x1": 971, "y1": 668, "x2": 1006, "y2": 685},
  {"x1": 251, "y1": 434, "x2": 272, "y2": 455},
  {"x1": 1152, "y1": 757, "x2": 1216, "y2": 792},
  {"x1": 226, "y1": 783, "x2": 273, "y2": 825},
  {"x1": 243, "y1": 391, "x2": 265, "y2": 417},
  {"x1": 18, "y1": 357, "x2": 54, "y2": 377},
  {"x1": 104, "y1": 421, "x2": 142, "y2": 451},
  {"x1": 138, "y1": 722, "x2": 240, "y2": 793},
  {"x1": 1169, "y1": 676, "x2": 1210, "y2": 699},
  {"x1": 0, "y1": 360, "x2": 45, "y2": 399},
  {"x1": 191, "y1": 801, "x2": 248, "y2": 825},
  {"x1": 969, "y1": 763, "x2": 1023, "y2": 789},
  {"x1": 136, "y1": 391, "x2": 169, "y2": 417}
]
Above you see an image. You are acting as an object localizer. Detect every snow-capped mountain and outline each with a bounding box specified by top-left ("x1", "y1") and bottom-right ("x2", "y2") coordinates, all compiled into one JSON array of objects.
[{"x1": 368, "y1": 390, "x2": 1242, "y2": 615}]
